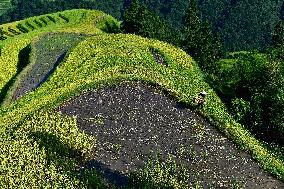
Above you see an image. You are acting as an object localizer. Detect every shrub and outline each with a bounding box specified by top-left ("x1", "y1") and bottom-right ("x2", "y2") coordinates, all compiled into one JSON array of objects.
[
  {"x1": 39, "y1": 17, "x2": 48, "y2": 26},
  {"x1": 211, "y1": 51, "x2": 284, "y2": 144},
  {"x1": 33, "y1": 19, "x2": 43, "y2": 28},
  {"x1": 25, "y1": 21, "x2": 36, "y2": 30},
  {"x1": 59, "y1": 13, "x2": 69, "y2": 23},
  {"x1": 128, "y1": 155, "x2": 191, "y2": 189},
  {"x1": 230, "y1": 98, "x2": 250, "y2": 124},
  {"x1": 8, "y1": 27, "x2": 21, "y2": 35}
]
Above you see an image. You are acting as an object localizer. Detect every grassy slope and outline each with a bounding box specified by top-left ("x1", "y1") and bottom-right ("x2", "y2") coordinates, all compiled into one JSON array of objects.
[
  {"x1": 2, "y1": 32, "x2": 88, "y2": 106},
  {"x1": 0, "y1": 33, "x2": 206, "y2": 187},
  {"x1": 0, "y1": 31, "x2": 283, "y2": 187},
  {"x1": 0, "y1": 9, "x2": 119, "y2": 105},
  {"x1": 0, "y1": 10, "x2": 284, "y2": 187}
]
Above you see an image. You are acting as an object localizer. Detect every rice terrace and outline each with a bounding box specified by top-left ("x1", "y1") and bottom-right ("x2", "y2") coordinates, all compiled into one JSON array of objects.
[{"x1": 0, "y1": 2, "x2": 284, "y2": 189}]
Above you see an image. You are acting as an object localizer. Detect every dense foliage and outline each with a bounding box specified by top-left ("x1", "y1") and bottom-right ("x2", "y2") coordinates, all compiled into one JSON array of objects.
[
  {"x1": 1, "y1": 11, "x2": 284, "y2": 185},
  {"x1": 121, "y1": 0, "x2": 171, "y2": 42},
  {"x1": 140, "y1": 0, "x2": 283, "y2": 52},
  {"x1": 0, "y1": 0, "x2": 124, "y2": 23},
  {"x1": 179, "y1": 0, "x2": 222, "y2": 71},
  {"x1": 1, "y1": 0, "x2": 282, "y2": 51},
  {"x1": 272, "y1": 20, "x2": 284, "y2": 49},
  {"x1": 1, "y1": 4, "x2": 284, "y2": 187},
  {"x1": 128, "y1": 155, "x2": 192, "y2": 188},
  {"x1": 0, "y1": 0, "x2": 11, "y2": 15},
  {"x1": 122, "y1": 0, "x2": 222, "y2": 73},
  {"x1": 209, "y1": 50, "x2": 284, "y2": 145}
]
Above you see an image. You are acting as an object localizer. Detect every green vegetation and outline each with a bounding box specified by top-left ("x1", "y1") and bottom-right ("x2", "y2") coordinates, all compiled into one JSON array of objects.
[
  {"x1": 1, "y1": 6, "x2": 284, "y2": 188},
  {"x1": 0, "y1": 0, "x2": 282, "y2": 52},
  {"x1": 2, "y1": 32, "x2": 87, "y2": 106},
  {"x1": 179, "y1": 0, "x2": 222, "y2": 71},
  {"x1": 0, "y1": 9, "x2": 119, "y2": 105},
  {"x1": 0, "y1": 0, "x2": 11, "y2": 15},
  {"x1": 210, "y1": 50, "x2": 284, "y2": 146},
  {"x1": 1, "y1": 0, "x2": 282, "y2": 51},
  {"x1": 122, "y1": 0, "x2": 222, "y2": 73},
  {"x1": 122, "y1": 0, "x2": 170, "y2": 42},
  {"x1": 0, "y1": 24, "x2": 283, "y2": 186},
  {"x1": 128, "y1": 155, "x2": 192, "y2": 189},
  {"x1": 272, "y1": 20, "x2": 284, "y2": 49},
  {"x1": 0, "y1": 0, "x2": 124, "y2": 24}
]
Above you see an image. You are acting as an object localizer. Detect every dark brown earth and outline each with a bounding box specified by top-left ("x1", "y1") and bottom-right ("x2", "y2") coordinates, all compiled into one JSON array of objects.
[{"x1": 57, "y1": 81, "x2": 284, "y2": 188}]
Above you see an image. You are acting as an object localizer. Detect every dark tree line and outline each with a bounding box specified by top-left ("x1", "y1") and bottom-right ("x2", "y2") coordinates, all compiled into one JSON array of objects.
[
  {"x1": 0, "y1": 0, "x2": 283, "y2": 52},
  {"x1": 121, "y1": 0, "x2": 284, "y2": 52},
  {"x1": 0, "y1": 0, "x2": 124, "y2": 24},
  {"x1": 122, "y1": 0, "x2": 223, "y2": 73},
  {"x1": 121, "y1": 0, "x2": 170, "y2": 42}
]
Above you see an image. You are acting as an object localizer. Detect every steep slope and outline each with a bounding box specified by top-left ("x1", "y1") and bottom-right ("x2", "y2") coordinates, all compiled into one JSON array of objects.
[
  {"x1": 0, "y1": 28, "x2": 284, "y2": 188},
  {"x1": 0, "y1": 9, "x2": 119, "y2": 105},
  {"x1": 3, "y1": 32, "x2": 88, "y2": 106},
  {"x1": 58, "y1": 81, "x2": 284, "y2": 188}
]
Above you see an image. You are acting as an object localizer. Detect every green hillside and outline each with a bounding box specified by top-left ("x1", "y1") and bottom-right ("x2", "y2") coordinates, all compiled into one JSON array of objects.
[
  {"x1": 0, "y1": 9, "x2": 119, "y2": 105},
  {"x1": 0, "y1": 8, "x2": 284, "y2": 188},
  {"x1": 1, "y1": 0, "x2": 282, "y2": 51}
]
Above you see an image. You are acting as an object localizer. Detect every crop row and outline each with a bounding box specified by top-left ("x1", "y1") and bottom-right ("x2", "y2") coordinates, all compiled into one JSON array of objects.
[
  {"x1": 0, "y1": 8, "x2": 116, "y2": 41},
  {"x1": 0, "y1": 15, "x2": 67, "y2": 40}
]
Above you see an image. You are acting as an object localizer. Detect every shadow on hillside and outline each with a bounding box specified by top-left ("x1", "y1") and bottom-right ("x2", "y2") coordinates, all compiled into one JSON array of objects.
[
  {"x1": 30, "y1": 131, "x2": 82, "y2": 161},
  {"x1": 80, "y1": 160, "x2": 129, "y2": 188},
  {"x1": 29, "y1": 130, "x2": 121, "y2": 188},
  {"x1": 0, "y1": 45, "x2": 31, "y2": 105},
  {"x1": 29, "y1": 130, "x2": 177, "y2": 188},
  {"x1": 35, "y1": 50, "x2": 67, "y2": 89},
  {"x1": 29, "y1": 131, "x2": 90, "y2": 184}
]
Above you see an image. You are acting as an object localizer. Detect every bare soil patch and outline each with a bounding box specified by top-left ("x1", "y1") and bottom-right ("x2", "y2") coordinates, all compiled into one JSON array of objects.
[{"x1": 57, "y1": 81, "x2": 284, "y2": 188}]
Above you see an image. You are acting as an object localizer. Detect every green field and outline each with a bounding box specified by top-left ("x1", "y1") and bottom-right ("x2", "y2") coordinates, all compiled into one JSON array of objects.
[{"x1": 0, "y1": 8, "x2": 284, "y2": 188}]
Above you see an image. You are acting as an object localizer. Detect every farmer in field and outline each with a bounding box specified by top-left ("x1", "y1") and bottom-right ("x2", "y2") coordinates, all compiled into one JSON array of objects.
[{"x1": 194, "y1": 90, "x2": 208, "y2": 107}]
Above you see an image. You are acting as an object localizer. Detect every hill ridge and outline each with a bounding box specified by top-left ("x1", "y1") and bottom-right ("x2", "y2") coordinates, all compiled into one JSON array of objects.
[{"x1": 0, "y1": 9, "x2": 283, "y2": 188}]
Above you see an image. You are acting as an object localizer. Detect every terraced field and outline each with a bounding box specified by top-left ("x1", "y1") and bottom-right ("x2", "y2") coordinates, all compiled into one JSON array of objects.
[
  {"x1": 0, "y1": 9, "x2": 119, "y2": 106},
  {"x1": 3, "y1": 32, "x2": 89, "y2": 106},
  {"x1": 0, "y1": 8, "x2": 284, "y2": 188}
]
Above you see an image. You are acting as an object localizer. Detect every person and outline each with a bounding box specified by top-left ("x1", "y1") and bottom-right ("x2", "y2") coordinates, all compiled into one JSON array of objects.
[{"x1": 194, "y1": 90, "x2": 207, "y2": 107}]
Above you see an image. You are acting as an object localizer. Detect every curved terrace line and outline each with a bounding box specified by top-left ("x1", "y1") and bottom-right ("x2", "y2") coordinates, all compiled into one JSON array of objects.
[{"x1": 4, "y1": 32, "x2": 88, "y2": 105}]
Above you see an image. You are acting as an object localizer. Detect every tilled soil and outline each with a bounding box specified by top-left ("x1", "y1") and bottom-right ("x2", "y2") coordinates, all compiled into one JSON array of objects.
[
  {"x1": 57, "y1": 81, "x2": 284, "y2": 188},
  {"x1": 11, "y1": 33, "x2": 87, "y2": 102}
]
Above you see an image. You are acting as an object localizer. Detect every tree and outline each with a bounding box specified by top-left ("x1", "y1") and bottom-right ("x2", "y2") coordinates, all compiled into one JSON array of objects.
[
  {"x1": 179, "y1": 0, "x2": 201, "y2": 58},
  {"x1": 280, "y1": 1, "x2": 284, "y2": 20},
  {"x1": 179, "y1": 0, "x2": 222, "y2": 71},
  {"x1": 271, "y1": 21, "x2": 284, "y2": 49},
  {"x1": 121, "y1": 0, "x2": 140, "y2": 34},
  {"x1": 121, "y1": 0, "x2": 170, "y2": 41},
  {"x1": 198, "y1": 20, "x2": 222, "y2": 70}
]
